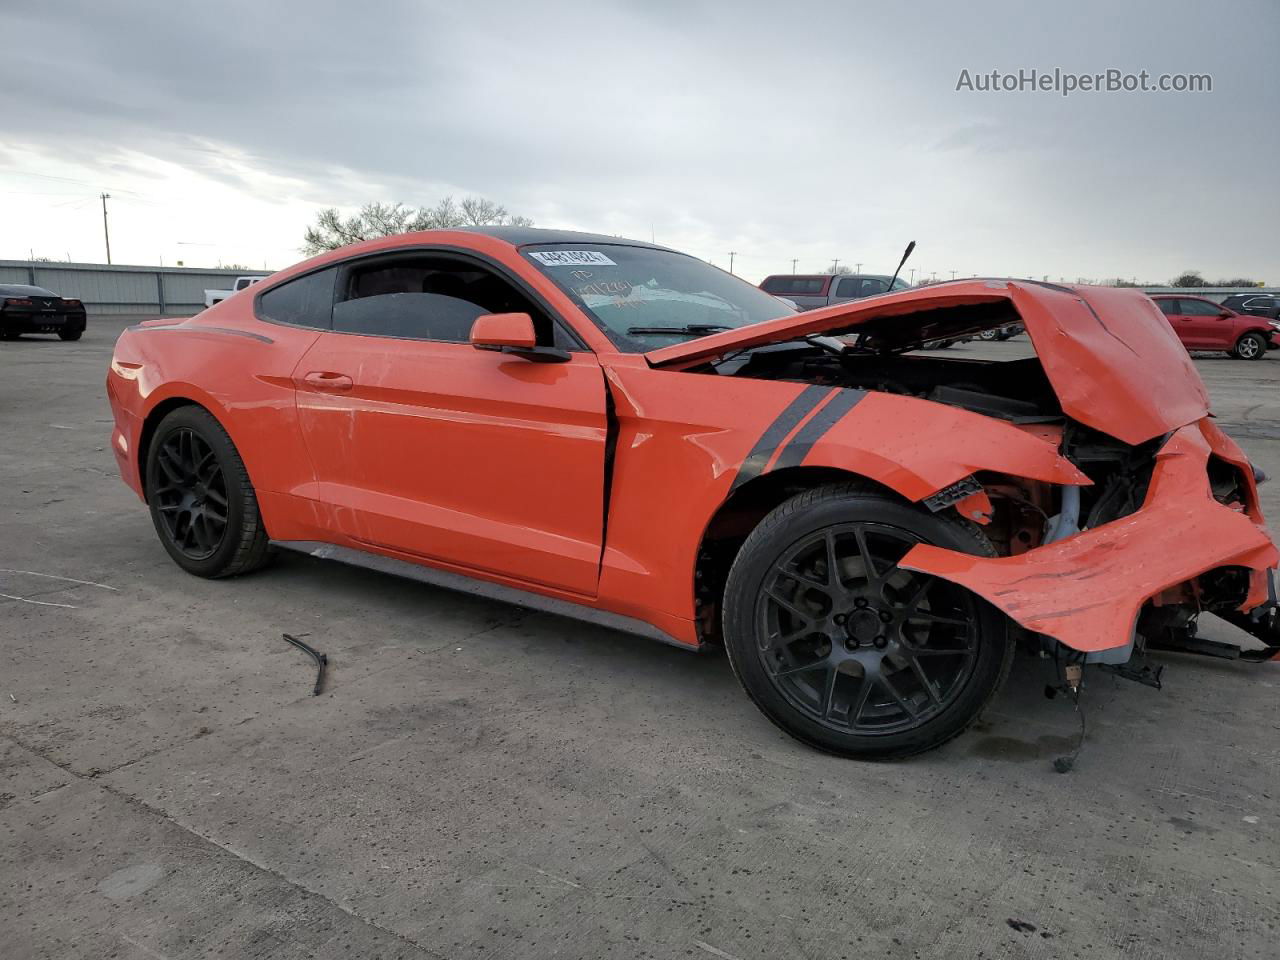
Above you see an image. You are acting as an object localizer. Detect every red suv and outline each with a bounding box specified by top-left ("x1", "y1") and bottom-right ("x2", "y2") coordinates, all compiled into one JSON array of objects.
[{"x1": 1150, "y1": 294, "x2": 1279, "y2": 360}]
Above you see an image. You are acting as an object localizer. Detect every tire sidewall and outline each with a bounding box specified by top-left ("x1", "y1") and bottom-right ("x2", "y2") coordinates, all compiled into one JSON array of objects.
[
  {"x1": 723, "y1": 491, "x2": 1009, "y2": 760},
  {"x1": 145, "y1": 408, "x2": 250, "y2": 576}
]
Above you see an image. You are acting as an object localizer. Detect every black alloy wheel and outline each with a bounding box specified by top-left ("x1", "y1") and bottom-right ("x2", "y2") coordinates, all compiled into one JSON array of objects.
[
  {"x1": 145, "y1": 406, "x2": 272, "y2": 577},
  {"x1": 722, "y1": 484, "x2": 1011, "y2": 759},
  {"x1": 756, "y1": 522, "x2": 980, "y2": 736},
  {"x1": 152, "y1": 427, "x2": 230, "y2": 560}
]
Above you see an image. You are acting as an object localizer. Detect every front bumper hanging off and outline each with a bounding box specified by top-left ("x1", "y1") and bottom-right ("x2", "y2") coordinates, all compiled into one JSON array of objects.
[{"x1": 900, "y1": 419, "x2": 1280, "y2": 661}]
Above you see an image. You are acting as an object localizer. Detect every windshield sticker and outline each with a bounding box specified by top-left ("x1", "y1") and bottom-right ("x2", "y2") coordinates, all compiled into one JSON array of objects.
[{"x1": 529, "y1": 250, "x2": 617, "y2": 267}]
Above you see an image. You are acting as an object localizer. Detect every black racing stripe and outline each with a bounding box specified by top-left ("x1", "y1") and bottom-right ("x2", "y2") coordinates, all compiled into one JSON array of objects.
[
  {"x1": 729, "y1": 385, "x2": 830, "y2": 492},
  {"x1": 771, "y1": 388, "x2": 866, "y2": 470}
]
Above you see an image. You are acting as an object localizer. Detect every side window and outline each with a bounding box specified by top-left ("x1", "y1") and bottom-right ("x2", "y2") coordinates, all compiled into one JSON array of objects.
[
  {"x1": 1180, "y1": 299, "x2": 1221, "y2": 316},
  {"x1": 835, "y1": 277, "x2": 862, "y2": 297},
  {"x1": 257, "y1": 267, "x2": 337, "y2": 328},
  {"x1": 1154, "y1": 299, "x2": 1179, "y2": 316},
  {"x1": 860, "y1": 278, "x2": 889, "y2": 296},
  {"x1": 332, "y1": 255, "x2": 567, "y2": 345}
]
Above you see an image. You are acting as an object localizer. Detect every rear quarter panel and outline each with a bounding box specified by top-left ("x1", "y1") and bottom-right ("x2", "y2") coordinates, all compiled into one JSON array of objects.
[{"x1": 107, "y1": 315, "x2": 328, "y2": 541}]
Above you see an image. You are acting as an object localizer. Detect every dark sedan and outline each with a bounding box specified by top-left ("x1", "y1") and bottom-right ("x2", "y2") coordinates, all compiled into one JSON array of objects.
[{"x1": 0, "y1": 284, "x2": 87, "y2": 341}]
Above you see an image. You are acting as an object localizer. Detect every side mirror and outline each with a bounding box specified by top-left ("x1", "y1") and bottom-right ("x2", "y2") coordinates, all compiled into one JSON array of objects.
[
  {"x1": 470, "y1": 312, "x2": 570, "y2": 363},
  {"x1": 1219, "y1": 310, "x2": 1233, "y2": 319}
]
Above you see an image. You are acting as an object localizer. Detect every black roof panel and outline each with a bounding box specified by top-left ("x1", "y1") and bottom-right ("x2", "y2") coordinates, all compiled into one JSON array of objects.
[{"x1": 459, "y1": 225, "x2": 675, "y2": 252}]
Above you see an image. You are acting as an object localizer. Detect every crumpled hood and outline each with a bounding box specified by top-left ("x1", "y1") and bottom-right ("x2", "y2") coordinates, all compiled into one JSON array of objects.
[{"x1": 647, "y1": 279, "x2": 1210, "y2": 445}]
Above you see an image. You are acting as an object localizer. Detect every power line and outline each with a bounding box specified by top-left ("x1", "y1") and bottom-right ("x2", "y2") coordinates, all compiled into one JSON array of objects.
[{"x1": 2, "y1": 169, "x2": 147, "y2": 197}]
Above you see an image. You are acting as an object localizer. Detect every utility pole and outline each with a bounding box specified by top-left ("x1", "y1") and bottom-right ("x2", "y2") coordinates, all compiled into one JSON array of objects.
[
  {"x1": 831, "y1": 258, "x2": 840, "y2": 273},
  {"x1": 855, "y1": 262, "x2": 862, "y2": 274},
  {"x1": 100, "y1": 193, "x2": 112, "y2": 264},
  {"x1": 790, "y1": 258, "x2": 799, "y2": 274},
  {"x1": 931, "y1": 271, "x2": 937, "y2": 282},
  {"x1": 950, "y1": 270, "x2": 957, "y2": 280},
  {"x1": 909, "y1": 268, "x2": 916, "y2": 283},
  {"x1": 728, "y1": 251, "x2": 737, "y2": 274}
]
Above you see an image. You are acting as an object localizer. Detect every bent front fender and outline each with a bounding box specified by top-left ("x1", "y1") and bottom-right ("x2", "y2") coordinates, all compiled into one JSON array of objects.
[
  {"x1": 900, "y1": 422, "x2": 1279, "y2": 654},
  {"x1": 788, "y1": 390, "x2": 1089, "y2": 498}
]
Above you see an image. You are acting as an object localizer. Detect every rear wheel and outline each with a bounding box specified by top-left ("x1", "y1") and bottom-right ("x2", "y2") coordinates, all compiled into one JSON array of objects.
[
  {"x1": 722, "y1": 484, "x2": 1011, "y2": 760},
  {"x1": 145, "y1": 406, "x2": 272, "y2": 578},
  {"x1": 58, "y1": 329, "x2": 82, "y2": 341},
  {"x1": 1233, "y1": 332, "x2": 1267, "y2": 360}
]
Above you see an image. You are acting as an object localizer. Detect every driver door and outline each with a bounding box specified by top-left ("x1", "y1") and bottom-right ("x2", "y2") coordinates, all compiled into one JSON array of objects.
[{"x1": 293, "y1": 251, "x2": 608, "y2": 597}]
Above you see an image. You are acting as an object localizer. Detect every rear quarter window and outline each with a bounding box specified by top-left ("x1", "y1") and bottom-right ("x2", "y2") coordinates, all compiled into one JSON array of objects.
[{"x1": 256, "y1": 267, "x2": 337, "y2": 328}]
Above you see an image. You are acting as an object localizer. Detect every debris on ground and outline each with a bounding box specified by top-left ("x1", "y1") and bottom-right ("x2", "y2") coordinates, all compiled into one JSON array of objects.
[{"x1": 282, "y1": 632, "x2": 328, "y2": 696}]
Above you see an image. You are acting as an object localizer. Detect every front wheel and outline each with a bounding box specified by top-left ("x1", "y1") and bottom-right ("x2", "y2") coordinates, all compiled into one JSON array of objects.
[
  {"x1": 1233, "y1": 332, "x2": 1267, "y2": 360},
  {"x1": 722, "y1": 484, "x2": 1012, "y2": 760},
  {"x1": 58, "y1": 329, "x2": 82, "y2": 341},
  {"x1": 145, "y1": 406, "x2": 272, "y2": 577}
]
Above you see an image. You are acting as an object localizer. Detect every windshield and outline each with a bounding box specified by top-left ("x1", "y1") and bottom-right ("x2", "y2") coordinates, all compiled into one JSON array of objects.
[{"x1": 523, "y1": 244, "x2": 795, "y2": 352}]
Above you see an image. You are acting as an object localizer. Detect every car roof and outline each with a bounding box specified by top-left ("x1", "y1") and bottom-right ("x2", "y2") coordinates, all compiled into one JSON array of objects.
[
  {"x1": 459, "y1": 225, "x2": 675, "y2": 252},
  {"x1": 0, "y1": 283, "x2": 57, "y2": 296}
]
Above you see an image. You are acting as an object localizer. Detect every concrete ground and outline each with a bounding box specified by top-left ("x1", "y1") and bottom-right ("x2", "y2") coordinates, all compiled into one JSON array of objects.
[{"x1": 2, "y1": 320, "x2": 1279, "y2": 960}]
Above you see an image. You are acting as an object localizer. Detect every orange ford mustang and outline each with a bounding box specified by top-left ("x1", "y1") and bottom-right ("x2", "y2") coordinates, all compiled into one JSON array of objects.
[{"x1": 107, "y1": 228, "x2": 1280, "y2": 759}]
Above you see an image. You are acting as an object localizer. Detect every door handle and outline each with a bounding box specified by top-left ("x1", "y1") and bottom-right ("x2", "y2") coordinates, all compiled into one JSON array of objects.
[{"x1": 301, "y1": 371, "x2": 353, "y2": 391}]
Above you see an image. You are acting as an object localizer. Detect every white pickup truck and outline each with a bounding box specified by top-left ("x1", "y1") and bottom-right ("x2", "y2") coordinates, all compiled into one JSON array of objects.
[{"x1": 204, "y1": 275, "x2": 268, "y2": 308}]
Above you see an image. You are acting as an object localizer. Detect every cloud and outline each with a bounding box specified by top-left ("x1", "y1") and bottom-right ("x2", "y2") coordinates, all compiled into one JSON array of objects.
[{"x1": 1, "y1": 0, "x2": 1276, "y2": 282}]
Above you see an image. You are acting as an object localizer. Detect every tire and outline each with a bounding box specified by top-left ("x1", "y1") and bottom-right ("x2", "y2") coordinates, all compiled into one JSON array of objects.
[
  {"x1": 145, "y1": 406, "x2": 272, "y2": 578},
  {"x1": 1233, "y1": 332, "x2": 1267, "y2": 361},
  {"x1": 977, "y1": 329, "x2": 999, "y2": 341},
  {"x1": 58, "y1": 330, "x2": 82, "y2": 341},
  {"x1": 722, "y1": 483, "x2": 1012, "y2": 760}
]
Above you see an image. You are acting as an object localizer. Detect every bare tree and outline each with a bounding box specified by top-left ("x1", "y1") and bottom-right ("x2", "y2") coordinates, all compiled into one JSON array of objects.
[
  {"x1": 303, "y1": 196, "x2": 533, "y2": 254},
  {"x1": 1171, "y1": 270, "x2": 1207, "y2": 288}
]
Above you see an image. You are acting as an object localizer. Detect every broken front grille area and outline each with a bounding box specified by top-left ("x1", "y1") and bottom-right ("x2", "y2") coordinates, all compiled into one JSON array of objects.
[{"x1": 1060, "y1": 421, "x2": 1161, "y2": 530}]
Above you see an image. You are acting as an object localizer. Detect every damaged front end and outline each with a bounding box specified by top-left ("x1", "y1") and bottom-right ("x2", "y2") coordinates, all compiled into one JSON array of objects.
[
  {"x1": 655, "y1": 278, "x2": 1280, "y2": 670},
  {"x1": 902, "y1": 418, "x2": 1280, "y2": 667}
]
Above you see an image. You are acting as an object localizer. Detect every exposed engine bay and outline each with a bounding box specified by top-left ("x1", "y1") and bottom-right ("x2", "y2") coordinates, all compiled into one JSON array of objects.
[
  {"x1": 717, "y1": 342, "x2": 1062, "y2": 424},
  {"x1": 705, "y1": 312, "x2": 1279, "y2": 675}
]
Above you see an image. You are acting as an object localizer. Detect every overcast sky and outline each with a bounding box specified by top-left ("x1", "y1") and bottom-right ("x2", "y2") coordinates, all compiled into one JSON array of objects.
[{"x1": 1, "y1": 0, "x2": 1275, "y2": 283}]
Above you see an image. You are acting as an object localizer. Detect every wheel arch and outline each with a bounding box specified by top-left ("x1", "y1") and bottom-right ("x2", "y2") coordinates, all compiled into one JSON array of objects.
[{"x1": 693, "y1": 466, "x2": 907, "y2": 644}]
